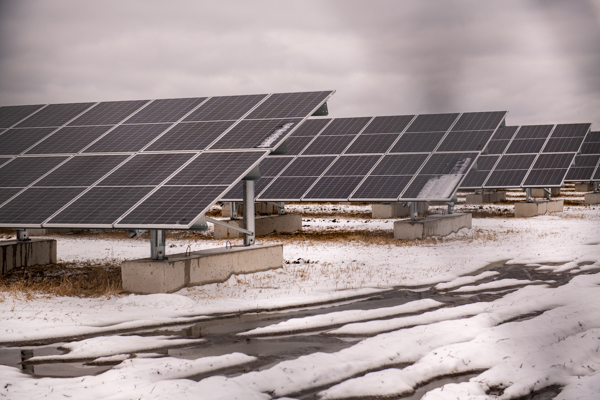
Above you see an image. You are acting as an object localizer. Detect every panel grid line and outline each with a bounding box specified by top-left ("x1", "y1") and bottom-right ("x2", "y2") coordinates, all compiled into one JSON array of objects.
[{"x1": 0, "y1": 104, "x2": 49, "y2": 131}]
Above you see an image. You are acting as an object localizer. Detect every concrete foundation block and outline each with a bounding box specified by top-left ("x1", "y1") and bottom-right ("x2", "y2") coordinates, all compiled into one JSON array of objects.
[
  {"x1": 393, "y1": 213, "x2": 472, "y2": 240},
  {"x1": 121, "y1": 244, "x2": 283, "y2": 294},
  {"x1": 584, "y1": 192, "x2": 600, "y2": 205},
  {"x1": 1, "y1": 239, "x2": 57, "y2": 274},
  {"x1": 213, "y1": 214, "x2": 302, "y2": 239},
  {"x1": 372, "y1": 202, "x2": 428, "y2": 219},
  {"x1": 531, "y1": 188, "x2": 561, "y2": 197},
  {"x1": 465, "y1": 192, "x2": 507, "y2": 204},
  {"x1": 514, "y1": 200, "x2": 564, "y2": 217},
  {"x1": 575, "y1": 183, "x2": 595, "y2": 192},
  {"x1": 221, "y1": 203, "x2": 244, "y2": 218},
  {"x1": 222, "y1": 202, "x2": 281, "y2": 218}
]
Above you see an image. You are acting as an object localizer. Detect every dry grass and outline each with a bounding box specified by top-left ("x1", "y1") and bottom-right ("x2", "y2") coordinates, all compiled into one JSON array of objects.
[{"x1": 0, "y1": 261, "x2": 123, "y2": 300}]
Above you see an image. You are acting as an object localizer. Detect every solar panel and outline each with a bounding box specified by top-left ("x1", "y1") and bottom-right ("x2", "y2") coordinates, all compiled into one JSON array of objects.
[
  {"x1": 0, "y1": 90, "x2": 332, "y2": 229},
  {"x1": 255, "y1": 111, "x2": 506, "y2": 202},
  {"x1": 461, "y1": 123, "x2": 591, "y2": 189},
  {"x1": 565, "y1": 131, "x2": 600, "y2": 182}
]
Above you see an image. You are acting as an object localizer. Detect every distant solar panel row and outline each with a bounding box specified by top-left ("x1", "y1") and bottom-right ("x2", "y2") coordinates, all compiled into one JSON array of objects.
[
  {"x1": 461, "y1": 123, "x2": 590, "y2": 189},
  {"x1": 222, "y1": 111, "x2": 507, "y2": 202},
  {"x1": 0, "y1": 91, "x2": 333, "y2": 229},
  {"x1": 565, "y1": 131, "x2": 600, "y2": 182}
]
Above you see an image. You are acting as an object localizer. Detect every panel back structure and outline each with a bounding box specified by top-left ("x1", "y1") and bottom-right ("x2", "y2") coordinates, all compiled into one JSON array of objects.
[
  {"x1": 0, "y1": 91, "x2": 334, "y2": 229},
  {"x1": 222, "y1": 111, "x2": 506, "y2": 202},
  {"x1": 460, "y1": 123, "x2": 591, "y2": 190},
  {"x1": 565, "y1": 131, "x2": 600, "y2": 182}
]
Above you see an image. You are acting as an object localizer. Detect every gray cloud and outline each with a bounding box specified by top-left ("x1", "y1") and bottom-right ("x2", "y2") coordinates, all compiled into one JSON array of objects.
[{"x1": 0, "y1": 0, "x2": 598, "y2": 128}]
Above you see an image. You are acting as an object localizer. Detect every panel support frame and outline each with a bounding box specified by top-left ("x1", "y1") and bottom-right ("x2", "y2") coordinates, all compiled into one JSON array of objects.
[
  {"x1": 16, "y1": 229, "x2": 30, "y2": 242},
  {"x1": 243, "y1": 180, "x2": 256, "y2": 246},
  {"x1": 150, "y1": 229, "x2": 166, "y2": 260}
]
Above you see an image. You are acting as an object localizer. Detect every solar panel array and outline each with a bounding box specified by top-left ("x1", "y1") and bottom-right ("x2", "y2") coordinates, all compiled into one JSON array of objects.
[
  {"x1": 222, "y1": 111, "x2": 507, "y2": 202},
  {"x1": 565, "y1": 131, "x2": 600, "y2": 182},
  {"x1": 0, "y1": 91, "x2": 333, "y2": 229},
  {"x1": 461, "y1": 123, "x2": 591, "y2": 189}
]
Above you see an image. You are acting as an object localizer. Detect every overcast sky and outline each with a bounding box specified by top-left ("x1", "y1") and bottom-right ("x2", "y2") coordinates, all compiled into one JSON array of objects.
[{"x1": 1, "y1": 0, "x2": 599, "y2": 128}]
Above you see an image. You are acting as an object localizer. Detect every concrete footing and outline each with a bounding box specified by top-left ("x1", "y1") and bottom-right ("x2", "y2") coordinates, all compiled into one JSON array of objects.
[
  {"x1": 531, "y1": 188, "x2": 561, "y2": 197},
  {"x1": 514, "y1": 199, "x2": 564, "y2": 217},
  {"x1": 575, "y1": 183, "x2": 595, "y2": 192},
  {"x1": 1, "y1": 239, "x2": 57, "y2": 274},
  {"x1": 465, "y1": 192, "x2": 506, "y2": 204},
  {"x1": 222, "y1": 202, "x2": 280, "y2": 218},
  {"x1": 584, "y1": 192, "x2": 600, "y2": 205},
  {"x1": 121, "y1": 244, "x2": 283, "y2": 294},
  {"x1": 213, "y1": 214, "x2": 302, "y2": 239},
  {"x1": 393, "y1": 213, "x2": 472, "y2": 240},
  {"x1": 372, "y1": 202, "x2": 428, "y2": 218}
]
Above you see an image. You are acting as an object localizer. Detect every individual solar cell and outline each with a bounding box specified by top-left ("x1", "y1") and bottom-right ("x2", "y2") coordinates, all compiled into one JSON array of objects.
[
  {"x1": 402, "y1": 174, "x2": 466, "y2": 200},
  {"x1": 16, "y1": 103, "x2": 94, "y2": 128},
  {"x1": 246, "y1": 91, "x2": 331, "y2": 119},
  {"x1": 0, "y1": 187, "x2": 84, "y2": 224},
  {"x1": 84, "y1": 124, "x2": 172, "y2": 153},
  {"x1": 0, "y1": 188, "x2": 22, "y2": 205},
  {"x1": 594, "y1": 168, "x2": 600, "y2": 180},
  {"x1": 124, "y1": 98, "x2": 207, "y2": 124},
  {"x1": 280, "y1": 156, "x2": 336, "y2": 177},
  {"x1": 210, "y1": 119, "x2": 301, "y2": 149},
  {"x1": 523, "y1": 169, "x2": 568, "y2": 186},
  {"x1": 363, "y1": 115, "x2": 414, "y2": 134},
  {"x1": 566, "y1": 167, "x2": 597, "y2": 181},
  {"x1": 26, "y1": 125, "x2": 113, "y2": 154},
  {"x1": 405, "y1": 113, "x2": 459, "y2": 132},
  {"x1": 437, "y1": 130, "x2": 494, "y2": 152},
  {"x1": 419, "y1": 153, "x2": 478, "y2": 175},
  {"x1": 496, "y1": 154, "x2": 537, "y2": 170},
  {"x1": 324, "y1": 155, "x2": 380, "y2": 176},
  {"x1": 221, "y1": 177, "x2": 274, "y2": 201},
  {"x1": 371, "y1": 154, "x2": 429, "y2": 175},
  {"x1": 184, "y1": 94, "x2": 267, "y2": 122},
  {"x1": 301, "y1": 135, "x2": 356, "y2": 155},
  {"x1": 491, "y1": 126, "x2": 519, "y2": 140},
  {"x1": 48, "y1": 186, "x2": 154, "y2": 225},
  {"x1": 69, "y1": 100, "x2": 148, "y2": 126},
  {"x1": 550, "y1": 123, "x2": 590, "y2": 138},
  {"x1": 486, "y1": 140, "x2": 511, "y2": 155},
  {"x1": 166, "y1": 151, "x2": 266, "y2": 185},
  {"x1": 258, "y1": 157, "x2": 295, "y2": 177},
  {"x1": 118, "y1": 185, "x2": 229, "y2": 226},
  {"x1": 351, "y1": 175, "x2": 413, "y2": 199},
  {"x1": 461, "y1": 170, "x2": 491, "y2": 188},
  {"x1": 572, "y1": 154, "x2": 600, "y2": 168},
  {"x1": 144, "y1": 121, "x2": 234, "y2": 151},
  {"x1": 34, "y1": 155, "x2": 129, "y2": 187},
  {"x1": 258, "y1": 177, "x2": 318, "y2": 200},
  {"x1": 514, "y1": 125, "x2": 553, "y2": 139},
  {"x1": 451, "y1": 111, "x2": 506, "y2": 131},
  {"x1": 543, "y1": 137, "x2": 584, "y2": 153},
  {"x1": 98, "y1": 153, "x2": 194, "y2": 186},
  {"x1": 304, "y1": 176, "x2": 364, "y2": 199},
  {"x1": 289, "y1": 118, "x2": 331, "y2": 137},
  {"x1": 0, "y1": 156, "x2": 68, "y2": 187},
  {"x1": 345, "y1": 134, "x2": 398, "y2": 154},
  {"x1": 0, "y1": 105, "x2": 45, "y2": 128},
  {"x1": 390, "y1": 132, "x2": 446, "y2": 153},
  {"x1": 280, "y1": 136, "x2": 315, "y2": 155},
  {"x1": 505, "y1": 139, "x2": 547, "y2": 154},
  {"x1": 484, "y1": 169, "x2": 529, "y2": 188},
  {"x1": 532, "y1": 153, "x2": 574, "y2": 169},
  {"x1": 477, "y1": 155, "x2": 500, "y2": 170},
  {"x1": 0, "y1": 127, "x2": 56, "y2": 155},
  {"x1": 581, "y1": 142, "x2": 600, "y2": 154},
  {"x1": 318, "y1": 117, "x2": 371, "y2": 136}
]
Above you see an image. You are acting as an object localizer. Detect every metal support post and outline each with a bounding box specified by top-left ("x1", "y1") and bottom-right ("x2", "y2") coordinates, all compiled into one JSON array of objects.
[
  {"x1": 243, "y1": 180, "x2": 255, "y2": 246},
  {"x1": 409, "y1": 202, "x2": 418, "y2": 221},
  {"x1": 230, "y1": 201, "x2": 238, "y2": 220},
  {"x1": 447, "y1": 202, "x2": 454, "y2": 215},
  {"x1": 278, "y1": 201, "x2": 285, "y2": 215},
  {"x1": 594, "y1": 182, "x2": 599, "y2": 193},
  {"x1": 525, "y1": 188, "x2": 532, "y2": 203},
  {"x1": 16, "y1": 229, "x2": 30, "y2": 241},
  {"x1": 544, "y1": 188, "x2": 551, "y2": 200},
  {"x1": 150, "y1": 229, "x2": 166, "y2": 260}
]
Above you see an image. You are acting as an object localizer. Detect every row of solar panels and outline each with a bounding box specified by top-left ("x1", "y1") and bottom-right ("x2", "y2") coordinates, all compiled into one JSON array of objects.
[{"x1": 0, "y1": 91, "x2": 597, "y2": 230}]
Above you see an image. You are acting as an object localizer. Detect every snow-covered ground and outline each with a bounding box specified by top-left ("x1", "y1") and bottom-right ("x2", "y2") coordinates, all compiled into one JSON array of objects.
[{"x1": 1, "y1": 204, "x2": 599, "y2": 399}]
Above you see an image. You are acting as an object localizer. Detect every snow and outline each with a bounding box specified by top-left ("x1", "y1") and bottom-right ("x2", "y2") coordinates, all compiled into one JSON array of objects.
[
  {"x1": 256, "y1": 122, "x2": 295, "y2": 148},
  {"x1": 0, "y1": 204, "x2": 599, "y2": 399}
]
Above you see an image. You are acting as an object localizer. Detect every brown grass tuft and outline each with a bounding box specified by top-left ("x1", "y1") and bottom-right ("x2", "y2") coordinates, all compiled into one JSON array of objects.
[{"x1": 0, "y1": 261, "x2": 123, "y2": 300}]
